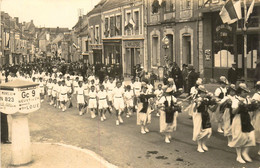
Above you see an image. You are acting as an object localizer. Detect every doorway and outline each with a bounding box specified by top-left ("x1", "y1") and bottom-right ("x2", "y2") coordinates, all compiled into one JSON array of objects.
[{"x1": 182, "y1": 35, "x2": 191, "y2": 65}]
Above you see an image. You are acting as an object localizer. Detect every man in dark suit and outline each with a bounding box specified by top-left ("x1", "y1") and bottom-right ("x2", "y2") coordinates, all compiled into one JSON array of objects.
[
  {"x1": 227, "y1": 63, "x2": 238, "y2": 84},
  {"x1": 187, "y1": 64, "x2": 199, "y2": 94},
  {"x1": 1, "y1": 112, "x2": 11, "y2": 144}
]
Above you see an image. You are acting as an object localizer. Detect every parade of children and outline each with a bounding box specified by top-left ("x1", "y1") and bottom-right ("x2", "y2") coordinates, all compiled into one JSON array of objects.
[{"x1": 1, "y1": 60, "x2": 260, "y2": 165}]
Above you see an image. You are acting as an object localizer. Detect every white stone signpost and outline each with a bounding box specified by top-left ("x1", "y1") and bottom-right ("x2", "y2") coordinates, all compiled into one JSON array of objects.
[{"x1": 0, "y1": 79, "x2": 40, "y2": 166}]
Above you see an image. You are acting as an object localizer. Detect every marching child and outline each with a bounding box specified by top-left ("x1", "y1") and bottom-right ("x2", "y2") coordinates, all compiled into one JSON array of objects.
[
  {"x1": 56, "y1": 80, "x2": 62, "y2": 109},
  {"x1": 38, "y1": 77, "x2": 45, "y2": 102},
  {"x1": 193, "y1": 85, "x2": 216, "y2": 152},
  {"x1": 107, "y1": 77, "x2": 115, "y2": 113},
  {"x1": 137, "y1": 85, "x2": 155, "y2": 134},
  {"x1": 112, "y1": 81, "x2": 125, "y2": 125},
  {"x1": 76, "y1": 81, "x2": 86, "y2": 116},
  {"x1": 65, "y1": 75, "x2": 73, "y2": 108},
  {"x1": 51, "y1": 79, "x2": 58, "y2": 108},
  {"x1": 222, "y1": 84, "x2": 237, "y2": 144},
  {"x1": 88, "y1": 85, "x2": 97, "y2": 118},
  {"x1": 47, "y1": 78, "x2": 53, "y2": 103},
  {"x1": 214, "y1": 76, "x2": 229, "y2": 133},
  {"x1": 124, "y1": 85, "x2": 134, "y2": 118},
  {"x1": 154, "y1": 84, "x2": 164, "y2": 117},
  {"x1": 158, "y1": 86, "x2": 181, "y2": 143},
  {"x1": 252, "y1": 81, "x2": 260, "y2": 155},
  {"x1": 60, "y1": 80, "x2": 68, "y2": 112},
  {"x1": 228, "y1": 83, "x2": 256, "y2": 163},
  {"x1": 97, "y1": 85, "x2": 108, "y2": 121}
]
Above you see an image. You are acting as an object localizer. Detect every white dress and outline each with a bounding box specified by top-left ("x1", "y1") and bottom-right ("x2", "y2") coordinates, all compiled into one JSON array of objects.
[
  {"x1": 77, "y1": 87, "x2": 85, "y2": 104},
  {"x1": 228, "y1": 96, "x2": 256, "y2": 148},
  {"x1": 251, "y1": 92, "x2": 260, "y2": 144},
  {"x1": 158, "y1": 96, "x2": 178, "y2": 133},
  {"x1": 98, "y1": 90, "x2": 108, "y2": 109},
  {"x1": 113, "y1": 87, "x2": 125, "y2": 110},
  {"x1": 88, "y1": 90, "x2": 97, "y2": 108},
  {"x1": 124, "y1": 90, "x2": 134, "y2": 107}
]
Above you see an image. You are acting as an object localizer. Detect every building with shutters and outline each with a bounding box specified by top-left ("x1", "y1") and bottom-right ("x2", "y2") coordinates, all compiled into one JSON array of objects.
[{"x1": 146, "y1": 0, "x2": 204, "y2": 75}]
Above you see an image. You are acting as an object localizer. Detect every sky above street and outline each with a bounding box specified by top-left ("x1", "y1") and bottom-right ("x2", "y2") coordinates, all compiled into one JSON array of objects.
[{"x1": 1, "y1": 0, "x2": 100, "y2": 29}]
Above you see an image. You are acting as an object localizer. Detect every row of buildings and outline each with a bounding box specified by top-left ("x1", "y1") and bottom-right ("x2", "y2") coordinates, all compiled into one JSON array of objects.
[
  {"x1": 73, "y1": 0, "x2": 260, "y2": 80},
  {"x1": 0, "y1": 11, "x2": 74, "y2": 67}
]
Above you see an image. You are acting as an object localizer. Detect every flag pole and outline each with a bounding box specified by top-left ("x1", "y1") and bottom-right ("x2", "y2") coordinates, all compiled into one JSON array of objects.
[{"x1": 243, "y1": 0, "x2": 247, "y2": 83}]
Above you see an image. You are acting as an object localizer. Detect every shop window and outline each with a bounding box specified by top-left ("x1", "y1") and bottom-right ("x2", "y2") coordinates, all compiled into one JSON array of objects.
[
  {"x1": 214, "y1": 50, "x2": 234, "y2": 67},
  {"x1": 152, "y1": 36, "x2": 159, "y2": 66},
  {"x1": 134, "y1": 11, "x2": 139, "y2": 35}
]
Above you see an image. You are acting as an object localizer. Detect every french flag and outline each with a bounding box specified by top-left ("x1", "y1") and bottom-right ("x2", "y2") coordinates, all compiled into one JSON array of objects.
[{"x1": 219, "y1": 0, "x2": 242, "y2": 24}]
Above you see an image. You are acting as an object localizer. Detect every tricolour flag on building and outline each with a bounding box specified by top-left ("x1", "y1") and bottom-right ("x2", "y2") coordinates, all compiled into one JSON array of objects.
[
  {"x1": 246, "y1": 0, "x2": 255, "y2": 22},
  {"x1": 219, "y1": 0, "x2": 242, "y2": 24},
  {"x1": 129, "y1": 18, "x2": 136, "y2": 29}
]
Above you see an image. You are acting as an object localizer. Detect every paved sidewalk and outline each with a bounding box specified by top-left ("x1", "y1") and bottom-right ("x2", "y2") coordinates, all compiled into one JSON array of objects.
[{"x1": 1, "y1": 143, "x2": 118, "y2": 168}]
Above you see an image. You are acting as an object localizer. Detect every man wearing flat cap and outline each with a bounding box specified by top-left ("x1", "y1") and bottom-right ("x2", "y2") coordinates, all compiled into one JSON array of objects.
[{"x1": 228, "y1": 62, "x2": 238, "y2": 84}]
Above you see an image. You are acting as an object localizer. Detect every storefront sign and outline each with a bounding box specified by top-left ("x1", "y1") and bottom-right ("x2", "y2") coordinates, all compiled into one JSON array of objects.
[
  {"x1": 124, "y1": 41, "x2": 141, "y2": 48},
  {"x1": 90, "y1": 44, "x2": 102, "y2": 50}
]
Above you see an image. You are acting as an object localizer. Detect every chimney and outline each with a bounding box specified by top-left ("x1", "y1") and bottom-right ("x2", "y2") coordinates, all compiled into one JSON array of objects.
[{"x1": 14, "y1": 17, "x2": 19, "y2": 24}]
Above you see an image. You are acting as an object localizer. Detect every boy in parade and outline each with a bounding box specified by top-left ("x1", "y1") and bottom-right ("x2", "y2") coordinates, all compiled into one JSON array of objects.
[
  {"x1": 51, "y1": 79, "x2": 58, "y2": 107},
  {"x1": 65, "y1": 75, "x2": 73, "y2": 108},
  {"x1": 88, "y1": 85, "x2": 97, "y2": 118},
  {"x1": 97, "y1": 85, "x2": 108, "y2": 121},
  {"x1": 60, "y1": 80, "x2": 68, "y2": 112},
  {"x1": 124, "y1": 85, "x2": 134, "y2": 118},
  {"x1": 107, "y1": 77, "x2": 115, "y2": 112},
  {"x1": 112, "y1": 81, "x2": 125, "y2": 126},
  {"x1": 47, "y1": 78, "x2": 53, "y2": 103},
  {"x1": 76, "y1": 81, "x2": 87, "y2": 116}
]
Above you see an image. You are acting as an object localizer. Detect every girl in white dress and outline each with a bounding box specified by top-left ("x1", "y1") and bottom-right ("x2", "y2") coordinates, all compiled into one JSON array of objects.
[
  {"x1": 214, "y1": 76, "x2": 228, "y2": 133},
  {"x1": 222, "y1": 84, "x2": 237, "y2": 144},
  {"x1": 51, "y1": 79, "x2": 58, "y2": 108},
  {"x1": 158, "y1": 87, "x2": 181, "y2": 143},
  {"x1": 228, "y1": 83, "x2": 256, "y2": 163},
  {"x1": 154, "y1": 84, "x2": 164, "y2": 117},
  {"x1": 193, "y1": 85, "x2": 216, "y2": 153},
  {"x1": 137, "y1": 85, "x2": 155, "y2": 134},
  {"x1": 250, "y1": 81, "x2": 260, "y2": 156}
]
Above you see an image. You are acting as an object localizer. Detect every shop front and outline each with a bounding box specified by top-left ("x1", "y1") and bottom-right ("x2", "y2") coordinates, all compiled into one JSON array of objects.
[
  {"x1": 203, "y1": 8, "x2": 260, "y2": 80},
  {"x1": 103, "y1": 39, "x2": 122, "y2": 74}
]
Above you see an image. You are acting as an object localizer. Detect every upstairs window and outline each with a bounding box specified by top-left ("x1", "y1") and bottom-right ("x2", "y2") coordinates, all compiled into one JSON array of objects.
[
  {"x1": 134, "y1": 11, "x2": 139, "y2": 35},
  {"x1": 181, "y1": 0, "x2": 192, "y2": 10},
  {"x1": 162, "y1": 0, "x2": 175, "y2": 12},
  {"x1": 116, "y1": 15, "x2": 122, "y2": 36}
]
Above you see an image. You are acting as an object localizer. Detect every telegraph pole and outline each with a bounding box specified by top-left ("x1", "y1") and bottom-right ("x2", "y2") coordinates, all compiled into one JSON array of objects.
[{"x1": 243, "y1": 0, "x2": 247, "y2": 83}]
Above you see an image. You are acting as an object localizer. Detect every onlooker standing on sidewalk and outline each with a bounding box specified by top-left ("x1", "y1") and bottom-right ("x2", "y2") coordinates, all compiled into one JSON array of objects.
[
  {"x1": 187, "y1": 64, "x2": 199, "y2": 95},
  {"x1": 182, "y1": 64, "x2": 188, "y2": 93},
  {"x1": 171, "y1": 62, "x2": 183, "y2": 90},
  {"x1": 228, "y1": 62, "x2": 238, "y2": 85}
]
